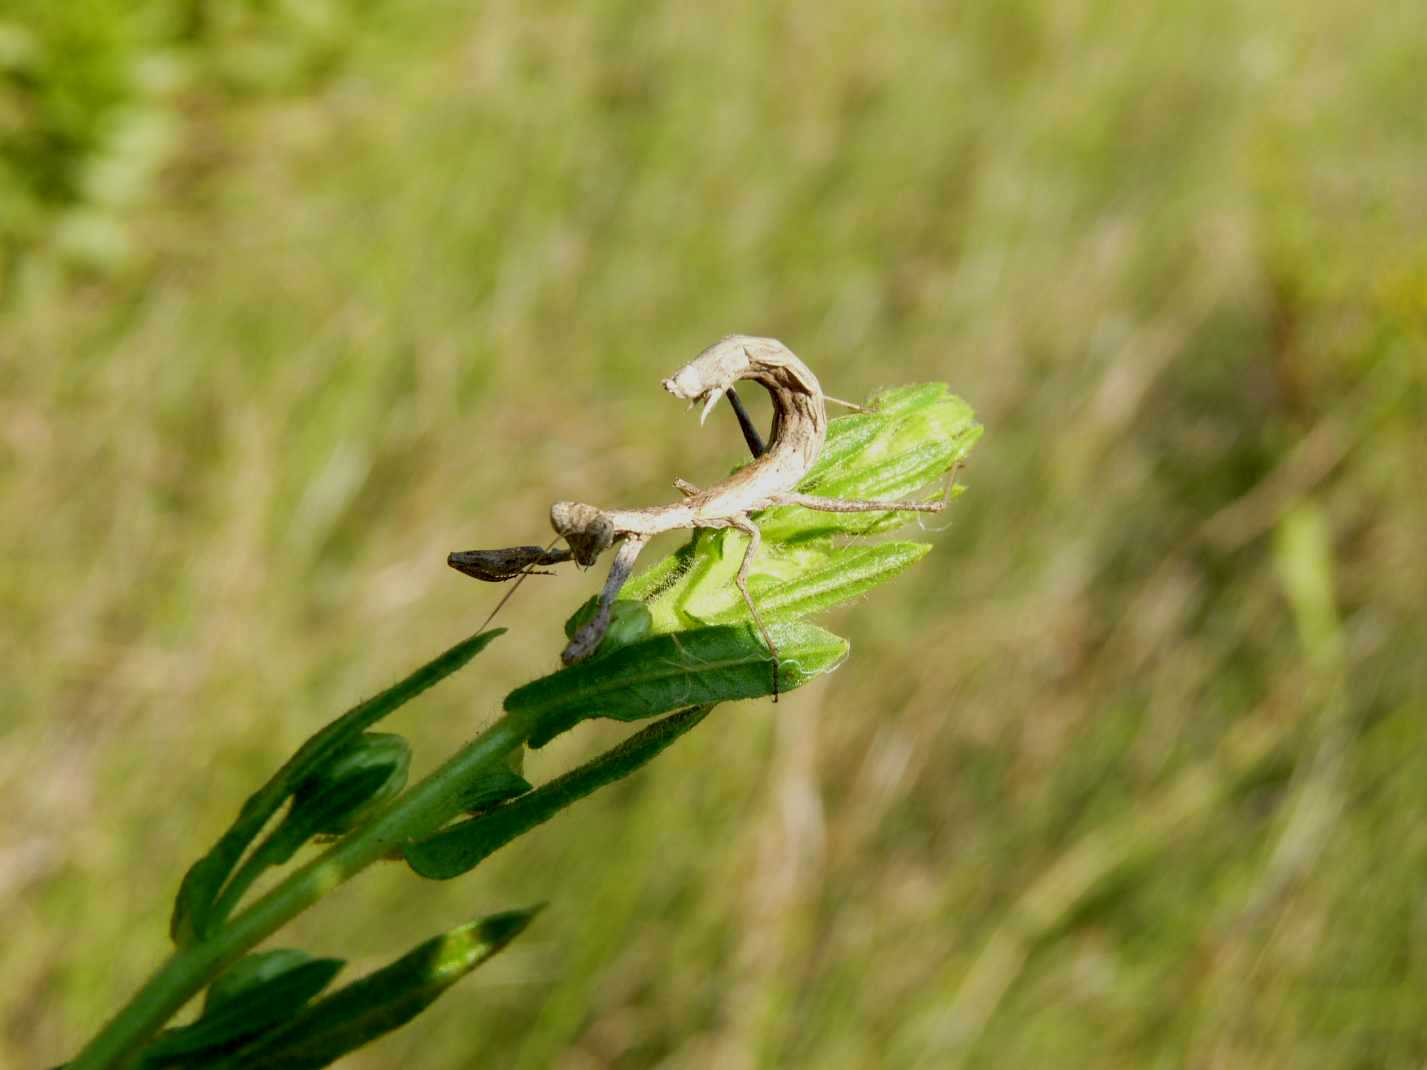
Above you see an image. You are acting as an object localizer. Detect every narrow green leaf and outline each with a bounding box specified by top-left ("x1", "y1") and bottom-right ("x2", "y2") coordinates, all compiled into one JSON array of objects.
[
  {"x1": 270, "y1": 764, "x2": 399, "y2": 859},
  {"x1": 288, "y1": 732, "x2": 412, "y2": 839},
  {"x1": 138, "y1": 952, "x2": 343, "y2": 1065},
  {"x1": 406, "y1": 705, "x2": 712, "y2": 880},
  {"x1": 205, "y1": 762, "x2": 398, "y2": 929},
  {"x1": 207, "y1": 909, "x2": 541, "y2": 1070},
  {"x1": 452, "y1": 743, "x2": 533, "y2": 813},
  {"x1": 562, "y1": 597, "x2": 654, "y2": 657},
  {"x1": 203, "y1": 951, "x2": 333, "y2": 1014},
  {"x1": 170, "y1": 628, "x2": 503, "y2": 943},
  {"x1": 507, "y1": 622, "x2": 848, "y2": 748}
]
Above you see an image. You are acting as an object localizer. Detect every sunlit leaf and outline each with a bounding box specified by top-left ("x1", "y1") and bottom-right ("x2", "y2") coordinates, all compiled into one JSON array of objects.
[
  {"x1": 621, "y1": 385, "x2": 979, "y2": 627},
  {"x1": 761, "y1": 384, "x2": 982, "y2": 541},
  {"x1": 654, "y1": 536, "x2": 932, "y2": 630}
]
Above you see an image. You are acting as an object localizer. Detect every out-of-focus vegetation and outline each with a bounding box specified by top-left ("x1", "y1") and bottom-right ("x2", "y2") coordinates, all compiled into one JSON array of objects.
[
  {"x1": 2, "y1": 1, "x2": 1424, "y2": 1067},
  {"x1": 0, "y1": 0, "x2": 371, "y2": 279}
]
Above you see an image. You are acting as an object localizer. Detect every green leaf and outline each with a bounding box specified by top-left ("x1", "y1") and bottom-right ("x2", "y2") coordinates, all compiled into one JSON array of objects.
[
  {"x1": 761, "y1": 384, "x2": 982, "y2": 542},
  {"x1": 786, "y1": 384, "x2": 954, "y2": 496},
  {"x1": 205, "y1": 732, "x2": 413, "y2": 927},
  {"x1": 263, "y1": 764, "x2": 395, "y2": 866},
  {"x1": 287, "y1": 732, "x2": 412, "y2": 839},
  {"x1": 643, "y1": 535, "x2": 932, "y2": 632},
  {"x1": 203, "y1": 951, "x2": 334, "y2": 1015},
  {"x1": 455, "y1": 765, "x2": 534, "y2": 814},
  {"x1": 206, "y1": 909, "x2": 541, "y2": 1070},
  {"x1": 138, "y1": 951, "x2": 343, "y2": 1065},
  {"x1": 621, "y1": 384, "x2": 980, "y2": 627},
  {"x1": 170, "y1": 628, "x2": 503, "y2": 943},
  {"x1": 507, "y1": 622, "x2": 848, "y2": 748},
  {"x1": 406, "y1": 705, "x2": 711, "y2": 880},
  {"x1": 452, "y1": 743, "x2": 533, "y2": 813},
  {"x1": 562, "y1": 597, "x2": 654, "y2": 658}
]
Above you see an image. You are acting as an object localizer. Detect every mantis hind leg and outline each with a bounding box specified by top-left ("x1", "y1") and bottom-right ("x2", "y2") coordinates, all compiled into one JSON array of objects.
[{"x1": 727, "y1": 514, "x2": 779, "y2": 702}]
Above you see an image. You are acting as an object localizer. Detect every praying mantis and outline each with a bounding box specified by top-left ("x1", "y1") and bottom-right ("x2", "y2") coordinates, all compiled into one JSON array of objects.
[{"x1": 448, "y1": 335, "x2": 949, "y2": 693}]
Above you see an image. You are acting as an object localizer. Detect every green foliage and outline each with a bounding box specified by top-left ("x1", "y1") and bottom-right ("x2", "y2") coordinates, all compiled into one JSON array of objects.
[
  {"x1": 170, "y1": 628, "x2": 503, "y2": 943},
  {"x1": 202, "y1": 950, "x2": 339, "y2": 1017},
  {"x1": 288, "y1": 731, "x2": 411, "y2": 838},
  {"x1": 140, "y1": 951, "x2": 343, "y2": 1066},
  {"x1": 0, "y1": 0, "x2": 375, "y2": 276},
  {"x1": 18, "y1": 1, "x2": 1424, "y2": 1066},
  {"x1": 66, "y1": 367, "x2": 972, "y2": 1070},
  {"x1": 763, "y1": 385, "x2": 981, "y2": 541},
  {"x1": 623, "y1": 386, "x2": 981, "y2": 635},
  {"x1": 405, "y1": 706, "x2": 711, "y2": 880},
  {"x1": 201, "y1": 909, "x2": 540, "y2": 1070},
  {"x1": 509, "y1": 622, "x2": 848, "y2": 749},
  {"x1": 451, "y1": 758, "x2": 534, "y2": 816}
]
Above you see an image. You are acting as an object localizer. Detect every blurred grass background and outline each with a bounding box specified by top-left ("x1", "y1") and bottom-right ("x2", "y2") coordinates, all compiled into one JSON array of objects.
[{"x1": 3, "y1": 1, "x2": 1425, "y2": 1067}]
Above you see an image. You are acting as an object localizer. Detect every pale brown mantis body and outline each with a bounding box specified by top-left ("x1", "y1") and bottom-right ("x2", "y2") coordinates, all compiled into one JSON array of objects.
[{"x1": 449, "y1": 335, "x2": 948, "y2": 690}]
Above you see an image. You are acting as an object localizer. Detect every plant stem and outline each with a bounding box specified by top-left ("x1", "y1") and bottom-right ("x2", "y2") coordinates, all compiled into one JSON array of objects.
[{"x1": 68, "y1": 711, "x2": 534, "y2": 1070}]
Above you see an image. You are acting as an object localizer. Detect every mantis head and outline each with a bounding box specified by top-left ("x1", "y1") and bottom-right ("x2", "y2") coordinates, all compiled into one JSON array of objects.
[{"x1": 550, "y1": 500, "x2": 615, "y2": 566}]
